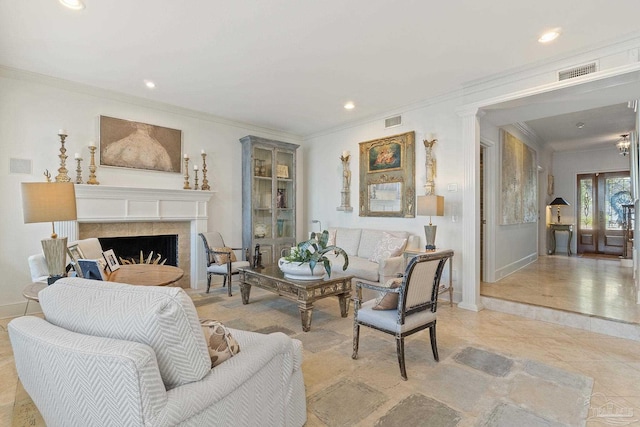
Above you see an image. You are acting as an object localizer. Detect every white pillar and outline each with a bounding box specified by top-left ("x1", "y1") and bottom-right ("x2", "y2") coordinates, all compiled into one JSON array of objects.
[{"x1": 458, "y1": 109, "x2": 483, "y2": 312}]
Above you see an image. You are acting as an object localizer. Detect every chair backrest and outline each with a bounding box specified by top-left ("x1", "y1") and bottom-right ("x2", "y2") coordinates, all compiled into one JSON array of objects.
[
  {"x1": 199, "y1": 232, "x2": 226, "y2": 265},
  {"x1": 398, "y1": 250, "x2": 454, "y2": 322},
  {"x1": 28, "y1": 253, "x2": 48, "y2": 282}
]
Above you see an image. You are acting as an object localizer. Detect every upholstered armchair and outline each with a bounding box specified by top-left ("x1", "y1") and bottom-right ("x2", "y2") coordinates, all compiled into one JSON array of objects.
[
  {"x1": 352, "y1": 250, "x2": 454, "y2": 380},
  {"x1": 8, "y1": 278, "x2": 306, "y2": 426},
  {"x1": 199, "y1": 232, "x2": 250, "y2": 295}
]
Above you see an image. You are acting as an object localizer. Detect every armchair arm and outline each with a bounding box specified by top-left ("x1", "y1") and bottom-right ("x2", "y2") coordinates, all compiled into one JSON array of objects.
[{"x1": 353, "y1": 281, "x2": 400, "y2": 303}]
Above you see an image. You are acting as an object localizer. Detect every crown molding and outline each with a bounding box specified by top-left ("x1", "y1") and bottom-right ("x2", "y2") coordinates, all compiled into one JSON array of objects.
[{"x1": 0, "y1": 65, "x2": 303, "y2": 143}]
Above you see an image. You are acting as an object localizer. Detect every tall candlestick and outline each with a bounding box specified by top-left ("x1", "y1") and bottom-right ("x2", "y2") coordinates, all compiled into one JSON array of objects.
[
  {"x1": 194, "y1": 168, "x2": 199, "y2": 190},
  {"x1": 87, "y1": 145, "x2": 99, "y2": 185},
  {"x1": 55, "y1": 131, "x2": 71, "y2": 182},
  {"x1": 183, "y1": 157, "x2": 191, "y2": 189},
  {"x1": 201, "y1": 152, "x2": 210, "y2": 191},
  {"x1": 75, "y1": 157, "x2": 83, "y2": 184}
]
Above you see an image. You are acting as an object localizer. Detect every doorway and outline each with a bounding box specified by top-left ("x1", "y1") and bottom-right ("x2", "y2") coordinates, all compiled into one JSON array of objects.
[{"x1": 577, "y1": 171, "x2": 631, "y2": 255}]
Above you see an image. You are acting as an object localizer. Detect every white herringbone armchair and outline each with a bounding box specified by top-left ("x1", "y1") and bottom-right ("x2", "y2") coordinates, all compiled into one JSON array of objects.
[{"x1": 8, "y1": 278, "x2": 306, "y2": 427}]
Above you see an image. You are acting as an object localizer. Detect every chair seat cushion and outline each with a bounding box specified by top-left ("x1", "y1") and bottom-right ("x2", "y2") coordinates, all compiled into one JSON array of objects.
[
  {"x1": 207, "y1": 260, "x2": 251, "y2": 274},
  {"x1": 356, "y1": 299, "x2": 436, "y2": 334},
  {"x1": 39, "y1": 277, "x2": 211, "y2": 390}
]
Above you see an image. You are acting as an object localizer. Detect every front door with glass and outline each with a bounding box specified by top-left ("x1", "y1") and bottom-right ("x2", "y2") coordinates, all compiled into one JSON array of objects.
[{"x1": 577, "y1": 171, "x2": 631, "y2": 255}]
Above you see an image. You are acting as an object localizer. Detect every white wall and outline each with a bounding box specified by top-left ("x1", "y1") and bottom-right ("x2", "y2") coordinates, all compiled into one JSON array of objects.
[
  {"x1": 0, "y1": 70, "x2": 301, "y2": 317},
  {"x1": 303, "y1": 97, "x2": 465, "y2": 299},
  {"x1": 552, "y1": 146, "x2": 630, "y2": 253},
  {"x1": 479, "y1": 122, "x2": 553, "y2": 281}
]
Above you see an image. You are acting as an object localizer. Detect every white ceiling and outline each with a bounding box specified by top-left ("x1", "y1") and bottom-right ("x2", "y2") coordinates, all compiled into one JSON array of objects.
[{"x1": 1, "y1": 1, "x2": 640, "y2": 137}]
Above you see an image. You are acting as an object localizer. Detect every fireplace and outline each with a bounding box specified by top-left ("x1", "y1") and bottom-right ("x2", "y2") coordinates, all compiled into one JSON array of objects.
[
  {"x1": 58, "y1": 185, "x2": 214, "y2": 289},
  {"x1": 99, "y1": 234, "x2": 179, "y2": 266}
]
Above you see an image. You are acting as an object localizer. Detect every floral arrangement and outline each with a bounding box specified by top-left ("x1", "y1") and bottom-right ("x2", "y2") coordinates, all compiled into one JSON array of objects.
[{"x1": 283, "y1": 230, "x2": 349, "y2": 277}]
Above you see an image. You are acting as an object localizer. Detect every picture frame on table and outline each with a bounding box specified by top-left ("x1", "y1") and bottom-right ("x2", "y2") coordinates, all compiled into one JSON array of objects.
[
  {"x1": 67, "y1": 244, "x2": 86, "y2": 278},
  {"x1": 77, "y1": 259, "x2": 106, "y2": 281},
  {"x1": 102, "y1": 249, "x2": 120, "y2": 272}
]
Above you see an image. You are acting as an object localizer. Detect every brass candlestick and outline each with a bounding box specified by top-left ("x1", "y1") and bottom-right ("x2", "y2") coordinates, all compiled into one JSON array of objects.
[
  {"x1": 201, "y1": 153, "x2": 210, "y2": 191},
  {"x1": 75, "y1": 157, "x2": 83, "y2": 184},
  {"x1": 87, "y1": 146, "x2": 99, "y2": 185},
  {"x1": 55, "y1": 132, "x2": 71, "y2": 182},
  {"x1": 194, "y1": 168, "x2": 199, "y2": 190},
  {"x1": 183, "y1": 157, "x2": 191, "y2": 189}
]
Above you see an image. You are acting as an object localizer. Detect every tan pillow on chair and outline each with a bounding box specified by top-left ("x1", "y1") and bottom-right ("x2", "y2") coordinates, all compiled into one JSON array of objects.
[
  {"x1": 372, "y1": 277, "x2": 403, "y2": 310},
  {"x1": 200, "y1": 319, "x2": 241, "y2": 367},
  {"x1": 212, "y1": 247, "x2": 237, "y2": 265}
]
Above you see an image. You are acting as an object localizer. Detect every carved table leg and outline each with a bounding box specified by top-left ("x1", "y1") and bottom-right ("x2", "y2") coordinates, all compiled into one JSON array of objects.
[
  {"x1": 298, "y1": 303, "x2": 313, "y2": 332},
  {"x1": 338, "y1": 293, "x2": 351, "y2": 317},
  {"x1": 240, "y1": 282, "x2": 251, "y2": 305}
]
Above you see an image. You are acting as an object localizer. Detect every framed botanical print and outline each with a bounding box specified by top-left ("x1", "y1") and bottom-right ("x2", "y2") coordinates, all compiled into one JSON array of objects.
[{"x1": 359, "y1": 131, "x2": 416, "y2": 217}]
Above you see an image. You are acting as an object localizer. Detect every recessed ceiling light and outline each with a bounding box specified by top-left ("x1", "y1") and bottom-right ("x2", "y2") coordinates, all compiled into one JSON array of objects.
[
  {"x1": 59, "y1": 0, "x2": 85, "y2": 10},
  {"x1": 576, "y1": 122, "x2": 585, "y2": 129},
  {"x1": 344, "y1": 102, "x2": 355, "y2": 110},
  {"x1": 144, "y1": 80, "x2": 156, "y2": 89},
  {"x1": 538, "y1": 29, "x2": 561, "y2": 43}
]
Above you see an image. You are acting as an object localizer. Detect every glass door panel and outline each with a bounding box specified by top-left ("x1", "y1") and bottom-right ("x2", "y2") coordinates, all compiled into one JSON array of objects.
[{"x1": 253, "y1": 147, "x2": 273, "y2": 240}]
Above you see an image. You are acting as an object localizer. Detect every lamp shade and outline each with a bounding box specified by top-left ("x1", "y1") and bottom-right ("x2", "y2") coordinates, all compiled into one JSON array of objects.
[
  {"x1": 417, "y1": 195, "x2": 445, "y2": 216},
  {"x1": 549, "y1": 197, "x2": 569, "y2": 206},
  {"x1": 21, "y1": 182, "x2": 77, "y2": 224}
]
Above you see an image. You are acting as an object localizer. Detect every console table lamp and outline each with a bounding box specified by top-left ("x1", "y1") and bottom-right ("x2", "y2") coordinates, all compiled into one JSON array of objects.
[
  {"x1": 549, "y1": 197, "x2": 569, "y2": 223},
  {"x1": 21, "y1": 182, "x2": 77, "y2": 282},
  {"x1": 417, "y1": 195, "x2": 444, "y2": 251}
]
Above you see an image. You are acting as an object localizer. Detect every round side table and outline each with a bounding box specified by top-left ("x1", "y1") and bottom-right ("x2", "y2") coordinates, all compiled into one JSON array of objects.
[{"x1": 22, "y1": 282, "x2": 47, "y2": 315}]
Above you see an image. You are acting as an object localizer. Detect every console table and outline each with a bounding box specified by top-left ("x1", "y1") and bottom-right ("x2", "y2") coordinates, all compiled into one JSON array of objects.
[{"x1": 549, "y1": 223, "x2": 573, "y2": 256}]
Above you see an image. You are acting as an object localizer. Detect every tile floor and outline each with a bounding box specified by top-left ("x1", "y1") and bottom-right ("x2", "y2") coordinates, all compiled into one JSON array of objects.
[
  {"x1": 481, "y1": 254, "x2": 640, "y2": 324},
  {"x1": 2, "y1": 259, "x2": 640, "y2": 425}
]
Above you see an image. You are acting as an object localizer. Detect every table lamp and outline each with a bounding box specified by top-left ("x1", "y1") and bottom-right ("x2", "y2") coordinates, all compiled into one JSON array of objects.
[
  {"x1": 21, "y1": 182, "x2": 77, "y2": 283},
  {"x1": 549, "y1": 197, "x2": 569, "y2": 223},
  {"x1": 417, "y1": 195, "x2": 444, "y2": 251}
]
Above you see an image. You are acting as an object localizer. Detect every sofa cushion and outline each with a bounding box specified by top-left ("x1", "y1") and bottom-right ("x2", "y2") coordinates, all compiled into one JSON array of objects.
[
  {"x1": 334, "y1": 228, "x2": 362, "y2": 256},
  {"x1": 357, "y1": 229, "x2": 385, "y2": 259},
  {"x1": 368, "y1": 232, "x2": 408, "y2": 264},
  {"x1": 333, "y1": 256, "x2": 379, "y2": 282},
  {"x1": 39, "y1": 277, "x2": 211, "y2": 390}
]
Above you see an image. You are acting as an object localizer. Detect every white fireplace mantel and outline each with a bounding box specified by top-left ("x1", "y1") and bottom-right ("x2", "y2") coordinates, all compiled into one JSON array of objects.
[{"x1": 59, "y1": 185, "x2": 215, "y2": 289}]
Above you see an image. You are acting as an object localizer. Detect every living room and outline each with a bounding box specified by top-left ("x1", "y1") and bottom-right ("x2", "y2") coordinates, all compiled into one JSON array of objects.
[{"x1": 3, "y1": 1, "x2": 640, "y2": 425}]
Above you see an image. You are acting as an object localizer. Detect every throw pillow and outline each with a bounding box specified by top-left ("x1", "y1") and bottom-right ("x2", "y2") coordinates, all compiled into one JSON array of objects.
[
  {"x1": 372, "y1": 277, "x2": 403, "y2": 310},
  {"x1": 368, "y1": 232, "x2": 407, "y2": 264},
  {"x1": 200, "y1": 319, "x2": 241, "y2": 367},
  {"x1": 212, "y1": 247, "x2": 237, "y2": 265}
]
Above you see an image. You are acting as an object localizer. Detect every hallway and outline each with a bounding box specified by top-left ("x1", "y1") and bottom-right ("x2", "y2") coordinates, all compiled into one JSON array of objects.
[{"x1": 481, "y1": 255, "x2": 640, "y2": 324}]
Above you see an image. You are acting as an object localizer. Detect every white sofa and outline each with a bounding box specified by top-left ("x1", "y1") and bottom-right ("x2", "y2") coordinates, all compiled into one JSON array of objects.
[
  {"x1": 8, "y1": 278, "x2": 306, "y2": 427},
  {"x1": 327, "y1": 227, "x2": 419, "y2": 294}
]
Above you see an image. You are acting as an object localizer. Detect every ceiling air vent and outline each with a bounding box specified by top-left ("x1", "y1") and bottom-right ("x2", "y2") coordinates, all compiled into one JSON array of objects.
[
  {"x1": 385, "y1": 115, "x2": 402, "y2": 129},
  {"x1": 558, "y1": 62, "x2": 597, "y2": 81}
]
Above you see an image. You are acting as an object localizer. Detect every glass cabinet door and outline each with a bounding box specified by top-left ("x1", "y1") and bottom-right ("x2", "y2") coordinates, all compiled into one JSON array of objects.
[
  {"x1": 253, "y1": 147, "x2": 273, "y2": 240},
  {"x1": 275, "y1": 150, "x2": 294, "y2": 239}
]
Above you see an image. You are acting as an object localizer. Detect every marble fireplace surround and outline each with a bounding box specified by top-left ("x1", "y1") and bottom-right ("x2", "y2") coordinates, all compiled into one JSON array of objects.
[{"x1": 58, "y1": 185, "x2": 213, "y2": 288}]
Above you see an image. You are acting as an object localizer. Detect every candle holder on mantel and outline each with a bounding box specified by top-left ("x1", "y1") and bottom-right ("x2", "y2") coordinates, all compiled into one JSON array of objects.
[
  {"x1": 183, "y1": 156, "x2": 191, "y2": 189},
  {"x1": 55, "y1": 132, "x2": 71, "y2": 183},
  {"x1": 75, "y1": 157, "x2": 83, "y2": 184},
  {"x1": 194, "y1": 167, "x2": 199, "y2": 190},
  {"x1": 87, "y1": 145, "x2": 99, "y2": 185},
  {"x1": 201, "y1": 152, "x2": 210, "y2": 191},
  {"x1": 337, "y1": 153, "x2": 353, "y2": 212}
]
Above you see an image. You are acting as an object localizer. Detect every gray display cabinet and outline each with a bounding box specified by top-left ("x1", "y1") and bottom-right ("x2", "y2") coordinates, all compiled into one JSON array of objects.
[{"x1": 240, "y1": 135, "x2": 299, "y2": 266}]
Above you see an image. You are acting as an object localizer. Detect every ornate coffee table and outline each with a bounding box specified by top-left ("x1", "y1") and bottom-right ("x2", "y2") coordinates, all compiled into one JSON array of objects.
[{"x1": 238, "y1": 265, "x2": 353, "y2": 332}]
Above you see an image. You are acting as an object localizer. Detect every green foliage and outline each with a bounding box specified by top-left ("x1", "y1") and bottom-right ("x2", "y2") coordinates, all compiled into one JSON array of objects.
[{"x1": 283, "y1": 230, "x2": 349, "y2": 277}]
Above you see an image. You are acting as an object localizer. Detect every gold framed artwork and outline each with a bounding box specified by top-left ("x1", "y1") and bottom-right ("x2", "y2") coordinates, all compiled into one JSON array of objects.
[
  {"x1": 99, "y1": 115, "x2": 183, "y2": 173},
  {"x1": 276, "y1": 164, "x2": 289, "y2": 178},
  {"x1": 359, "y1": 131, "x2": 416, "y2": 217}
]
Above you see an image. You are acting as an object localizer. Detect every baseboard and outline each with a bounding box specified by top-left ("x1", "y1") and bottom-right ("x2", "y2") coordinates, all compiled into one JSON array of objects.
[
  {"x1": 494, "y1": 252, "x2": 537, "y2": 281},
  {"x1": 0, "y1": 300, "x2": 42, "y2": 320}
]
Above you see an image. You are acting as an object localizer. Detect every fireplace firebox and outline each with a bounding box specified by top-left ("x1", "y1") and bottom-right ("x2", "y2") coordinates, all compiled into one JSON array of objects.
[{"x1": 99, "y1": 235, "x2": 178, "y2": 266}]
